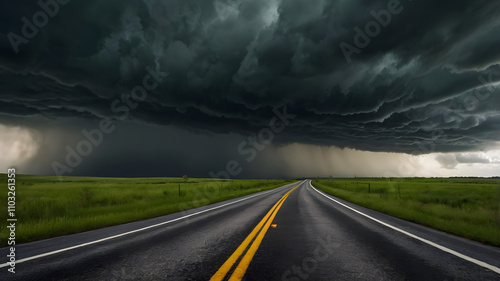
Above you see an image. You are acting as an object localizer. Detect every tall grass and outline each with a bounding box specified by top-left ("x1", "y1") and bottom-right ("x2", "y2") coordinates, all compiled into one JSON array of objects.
[
  {"x1": 0, "y1": 175, "x2": 293, "y2": 247},
  {"x1": 312, "y1": 178, "x2": 500, "y2": 247}
]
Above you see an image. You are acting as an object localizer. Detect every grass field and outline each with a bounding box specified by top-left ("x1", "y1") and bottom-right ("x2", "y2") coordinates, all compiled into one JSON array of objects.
[
  {"x1": 0, "y1": 174, "x2": 293, "y2": 247},
  {"x1": 312, "y1": 178, "x2": 500, "y2": 247}
]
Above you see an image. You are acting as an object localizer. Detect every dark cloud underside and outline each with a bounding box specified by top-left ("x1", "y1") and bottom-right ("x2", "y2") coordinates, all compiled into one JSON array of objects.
[{"x1": 1, "y1": 0, "x2": 500, "y2": 155}]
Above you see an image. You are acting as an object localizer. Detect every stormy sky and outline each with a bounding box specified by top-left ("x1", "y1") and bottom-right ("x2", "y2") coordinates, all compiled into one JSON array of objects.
[{"x1": 1, "y1": 0, "x2": 499, "y2": 178}]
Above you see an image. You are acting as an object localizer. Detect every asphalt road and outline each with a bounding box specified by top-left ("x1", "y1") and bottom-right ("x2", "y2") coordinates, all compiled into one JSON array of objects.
[{"x1": 1, "y1": 180, "x2": 499, "y2": 280}]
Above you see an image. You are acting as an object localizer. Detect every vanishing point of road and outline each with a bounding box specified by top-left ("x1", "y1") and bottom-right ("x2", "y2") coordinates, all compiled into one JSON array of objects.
[{"x1": 1, "y1": 180, "x2": 499, "y2": 280}]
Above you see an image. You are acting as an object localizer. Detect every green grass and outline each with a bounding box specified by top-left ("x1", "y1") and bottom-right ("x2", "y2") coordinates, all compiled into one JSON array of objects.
[
  {"x1": 312, "y1": 178, "x2": 500, "y2": 247},
  {"x1": 0, "y1": 174, "x2": 293, "y2": 247}
]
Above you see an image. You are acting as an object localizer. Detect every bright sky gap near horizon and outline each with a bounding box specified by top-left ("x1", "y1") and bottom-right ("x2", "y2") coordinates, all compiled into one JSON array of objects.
[{"x1": 0, "y1": 0, "x2": 499, "y2": 178}]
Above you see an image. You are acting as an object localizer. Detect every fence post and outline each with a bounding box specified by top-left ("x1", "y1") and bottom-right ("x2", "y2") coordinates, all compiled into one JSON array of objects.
[
  {"x1": 398, "y1": 184, "x2": 401, "y2": 199},
  {"x1": 368, "y1": 183, "x2": 371, "y2": 193},
  {"x1": 178, "y1": 184, "x2": 180, "y2": 197}
]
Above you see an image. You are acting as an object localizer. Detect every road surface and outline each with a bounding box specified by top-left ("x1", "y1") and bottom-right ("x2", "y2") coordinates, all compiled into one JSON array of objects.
[{"x1": 1, "y1": 180, "x2": 499, "y2": 280}]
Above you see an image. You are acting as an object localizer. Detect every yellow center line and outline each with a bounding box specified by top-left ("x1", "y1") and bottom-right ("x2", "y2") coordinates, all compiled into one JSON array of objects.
[
  {"x1": 209, "y1": 196, "x2": 286, "y2": 281},
  {"x1": 210, "y1": 184, "x2": 300, "y2": 281},
  {"x1": 228, "y1": 189, "x2": 294, "y2": 280}
]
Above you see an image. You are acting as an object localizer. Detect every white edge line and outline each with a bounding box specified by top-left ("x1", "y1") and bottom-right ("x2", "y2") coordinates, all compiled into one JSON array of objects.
[
  {"x1": 0, "y1": 181, "x2": 304, "y2": 268},
  {"x1": 308, "y1": 180, "x2": 500, "y2": 275}
]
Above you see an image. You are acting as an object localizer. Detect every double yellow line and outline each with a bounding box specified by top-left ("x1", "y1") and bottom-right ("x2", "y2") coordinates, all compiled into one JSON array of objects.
[{"x1": 210, "y1": 183, "x2": 301, "y2": 281}]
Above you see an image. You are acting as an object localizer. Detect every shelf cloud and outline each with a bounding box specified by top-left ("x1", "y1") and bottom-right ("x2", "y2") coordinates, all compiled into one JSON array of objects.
[{"x1": 1, "y1": 0, "x2": 500, "y2": 177}]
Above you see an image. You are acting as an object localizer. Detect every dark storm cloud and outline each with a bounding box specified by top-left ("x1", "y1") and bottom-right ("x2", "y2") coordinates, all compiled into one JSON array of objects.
[{"x1": 1, "y1": 0, "x2": 500, "y2": 154}]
